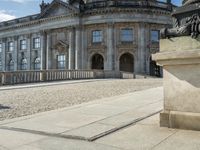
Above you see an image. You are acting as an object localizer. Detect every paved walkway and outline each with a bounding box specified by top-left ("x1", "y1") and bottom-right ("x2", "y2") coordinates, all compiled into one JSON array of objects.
[
  {"x1": 0, "y1": 87, "x2": 200, "y2": 150},
  {"x1": 0, "y1": 79, "x2": 109, "y2": 91}
]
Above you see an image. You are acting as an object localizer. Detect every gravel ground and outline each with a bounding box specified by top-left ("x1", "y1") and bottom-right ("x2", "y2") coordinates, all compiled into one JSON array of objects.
[{"x1": 0, "y1": 79, "x2": 162, "y2": 121}]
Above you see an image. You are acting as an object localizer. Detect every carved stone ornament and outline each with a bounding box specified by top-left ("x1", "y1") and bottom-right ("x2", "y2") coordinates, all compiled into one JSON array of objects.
[{"x1": 161, "y1": 0, "x2": 200, "y2": 39}]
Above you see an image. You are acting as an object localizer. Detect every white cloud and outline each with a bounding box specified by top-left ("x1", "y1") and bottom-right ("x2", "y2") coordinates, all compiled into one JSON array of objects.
[
  {"x1": 10, "y1": 0, "x2": 27, "y2": 3},
  {"x1": 1, "y1": 0, "x2": 40, "y2": 3},
  {"x1": 0, "y1": 10, "x2": 16, "y2": 22}
]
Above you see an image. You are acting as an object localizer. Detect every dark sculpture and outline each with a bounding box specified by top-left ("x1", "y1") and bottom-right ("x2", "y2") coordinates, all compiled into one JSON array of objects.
[{"x1": 161, "y1": 0, "x2": 200, "y2": 39}]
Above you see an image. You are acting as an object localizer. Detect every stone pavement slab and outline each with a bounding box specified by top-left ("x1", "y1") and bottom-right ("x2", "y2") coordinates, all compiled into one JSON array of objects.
[
  {"x1": 0, "y1": 129, "x2": 47, "y2": 150},
  {"x1": 152, "y1": 130, "x2": 200, "y2": 150},
  {"x1": 96, "y1": 119, "x2": 176, "y2": 150},
  {"x1": 96, "y1": 114, "x2": 200, "y2": 150},
  {"x1": 0, "y1": 87, "x2": 163, "y2": 141},
  {"x1": 13, "y1": 138, "x2": 122, "y2": 150}
]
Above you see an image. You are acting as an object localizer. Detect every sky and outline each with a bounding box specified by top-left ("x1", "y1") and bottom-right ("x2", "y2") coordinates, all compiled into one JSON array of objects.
[{"x1": 0, "y1": 0, "x2": 182, "y2": 22}]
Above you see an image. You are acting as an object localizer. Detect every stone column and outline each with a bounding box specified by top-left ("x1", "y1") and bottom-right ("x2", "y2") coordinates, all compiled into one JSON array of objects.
[
  {"x1": 75, "y1": 26, "x2": 81, "y2": 70},
  {"x1": 2, "y1": 38, "x2": 6, "y2": 71},
  {"x1": 105, "y1": 23, "x2": 114, "y2": 70},
  {"x1": 136, "y1": 23, "x2": 146, "y2": 74},
  {"x1": 13, "y1": 36, "x2": 18, "y2": 71},
  {"x1": 40, "y1": 31, "x2": 46, "y2": 70},
  {"x1": 27, "y1": 34, "x2": 31, "y2": 70},
  {"x1": 68, "y1": 27, "x2": 75, "y2": 70}
]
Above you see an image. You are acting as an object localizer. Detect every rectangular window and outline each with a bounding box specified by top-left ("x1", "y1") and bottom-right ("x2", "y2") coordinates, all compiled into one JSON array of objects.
[
  {"x1": 57, "y1": 54, "x2": 65, "y2": 69},
  {"x1": 151, "y1": 30, "x2": 160, "y2": 43},
  {"x1": 33, "y1": 37, "x2": 40, "y2": 49},
  {"x1": 0, "y1": 43, "x2": 2, "y2": 53},
  {"x1": 20, "y1": 39, "x2": 27, "y2": 50},
  {"x1": 92, "y1": 30, "x2": 103, "y2": 43},
  {"x1": 8, "y1": 41, "x2": 14, "y2": 52},
  {"x1": 121, "y1": 28, "x2": 134, "y2": 42}
]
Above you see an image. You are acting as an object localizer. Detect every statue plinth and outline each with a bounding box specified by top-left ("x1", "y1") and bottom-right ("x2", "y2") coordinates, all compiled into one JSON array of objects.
[
  {"x1": 152, "y1": 36, "x2": 200, "y2": 131},
  {"x1": 153, "y1": 0, "x2": 200, "y2": 131}
]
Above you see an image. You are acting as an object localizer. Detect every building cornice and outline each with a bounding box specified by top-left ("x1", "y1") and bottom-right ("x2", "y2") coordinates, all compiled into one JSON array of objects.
[{"x1": 0, "y1": 7, "x2": 171, "y2": 33}]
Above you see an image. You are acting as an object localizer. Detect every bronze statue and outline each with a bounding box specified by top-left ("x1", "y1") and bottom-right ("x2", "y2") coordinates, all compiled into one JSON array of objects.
[
  {"x1": 183, "y1": 0, "x2": 199, "y2": 5},
  {"x1": 161, "y1": 0, "x2": 200, "y2": 39}
]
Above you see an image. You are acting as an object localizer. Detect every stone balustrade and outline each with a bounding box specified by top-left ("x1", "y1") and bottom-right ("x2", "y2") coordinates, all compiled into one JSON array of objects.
[
  {"x1": 84, "y1": 0, "x2": 172, "y2": 11},
  {"x1": 0, "y1": 70, "x2": 136, "y2": 85}
]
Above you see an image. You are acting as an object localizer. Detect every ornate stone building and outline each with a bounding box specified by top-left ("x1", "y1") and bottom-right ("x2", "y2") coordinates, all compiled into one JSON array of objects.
[{"x1": 0, "y1": 0, "x2": 173, "y2": 76}]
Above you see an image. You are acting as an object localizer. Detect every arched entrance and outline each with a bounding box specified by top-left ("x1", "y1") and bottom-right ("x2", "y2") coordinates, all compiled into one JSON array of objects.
[
  {"x1": 91, "y1": 54, "x2": 104, "y2": 70},
  {"x1": 150, "y1": 57, "x2": 161, "y2": 77},
  {"x1": 120, "y1": 53, "x2": 134, "y2": 72}
]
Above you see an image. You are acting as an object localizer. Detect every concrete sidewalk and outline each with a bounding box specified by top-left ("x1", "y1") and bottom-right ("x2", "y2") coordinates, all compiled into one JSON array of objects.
[{"x1": 1, "y1": 87, "x2": 200, "y2": 150}]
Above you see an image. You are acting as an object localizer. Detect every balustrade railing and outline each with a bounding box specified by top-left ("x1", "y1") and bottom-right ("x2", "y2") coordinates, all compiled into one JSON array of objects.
[
  {"x1": 84, "y1": 0, "x2": 172, "y2": 11},
  {"x1": 0, "y1": 69, "x2": 135, "y2": 85}
]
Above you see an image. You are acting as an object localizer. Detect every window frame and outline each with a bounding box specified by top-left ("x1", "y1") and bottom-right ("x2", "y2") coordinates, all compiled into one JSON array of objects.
[
  {"x1": 150, "y1": 30, "x2": 160, "y2": 43},
  {"x1": 57, "y1": 54, "x2": 66, "y2": 70},
  {"x1": 20, "y1": 39, "x2": 27, "y2": 50},
  {"x1": 8, "y1": 41, "x2": 14, "y2": 52},
  {"x1": 120, "y1": 28, "x2": 134, "y2": 43},
  {"x1": 33, "y1": 37, "x2": 41, "y2": 49},
  {"x1": 92, "y1": 30, "x2": 103, "y2": 44},
  {"x1": 0, "y1": 61, "x2": 2, "y2": 71},
  {"x1": 0, "y1": 43, "x2": 2, "y2": 53}
]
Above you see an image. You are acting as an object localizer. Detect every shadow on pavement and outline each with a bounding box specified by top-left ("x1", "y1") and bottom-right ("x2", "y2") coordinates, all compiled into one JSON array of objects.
[{"x1": 0, "y1": 104, "x2": 10, "y2": 110}]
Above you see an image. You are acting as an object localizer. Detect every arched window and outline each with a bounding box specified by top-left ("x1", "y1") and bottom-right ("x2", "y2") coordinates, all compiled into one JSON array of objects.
[
  {"x1": 8, "y1": 59, "x2": 14, "y2": 71},
  {"x1": 21, "y1": 58, "x2": 27, "y2": 70},
  {"x1": 34, "y1": 57, "x2": 40, "y2": 70}
]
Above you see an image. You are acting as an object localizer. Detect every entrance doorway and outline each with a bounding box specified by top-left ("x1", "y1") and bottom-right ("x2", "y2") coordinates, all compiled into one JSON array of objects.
[
  {"x1": 91, "y1": 54, "x2": 104, "y2": 70},
  {"x1": 120, "y1": 53, "x2": 134, "y2": 72},
  {"x1": 150, "y1": 57, "x2": 161, "y2": 77}
]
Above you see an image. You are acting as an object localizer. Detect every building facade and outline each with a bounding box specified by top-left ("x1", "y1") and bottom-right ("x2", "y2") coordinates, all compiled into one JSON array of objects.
[{"x1": 0, "y1": 0, "x2": 173, "y2": 76}]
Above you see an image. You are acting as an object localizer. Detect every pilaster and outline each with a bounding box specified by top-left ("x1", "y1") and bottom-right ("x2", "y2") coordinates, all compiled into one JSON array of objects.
[
  {"x1": 136, "y1": 23, "x2": 146, "y2": 74},
  {"x1": 2, "y1": 38, "x2": 6, "y2": 71},
  {"x1": 27, "y1": 34, "x2": 31, "y2": 70},
  {"x1": 13, "y1": 36, "x2": 18, "y2": 71},
  {"x1": 105, "y1": 23, "x2": 114, "y2": 70},
  {"x1": 40, "y1": 31, "x2": 46, "y2": 70},
  {"x1": 75, "y1": 26, "x2": 81, "y2": 70},
  {"x1": 68, "y1": 27, "x2": 75, "y2": 70},
  {"x1": 46, "y1": 30, "x2": 51, "y2": 70}
]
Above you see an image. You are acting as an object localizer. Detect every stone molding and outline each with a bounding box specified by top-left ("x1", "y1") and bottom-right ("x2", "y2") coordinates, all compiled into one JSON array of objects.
[{"x1": 0, "y1": 7, "x2": 171, "y2": 33}]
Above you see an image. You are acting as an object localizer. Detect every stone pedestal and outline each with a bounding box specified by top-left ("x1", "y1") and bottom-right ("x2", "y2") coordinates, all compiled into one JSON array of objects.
[{"x1": 152, "y1": 36, "x2": 200, "y2": 131}]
